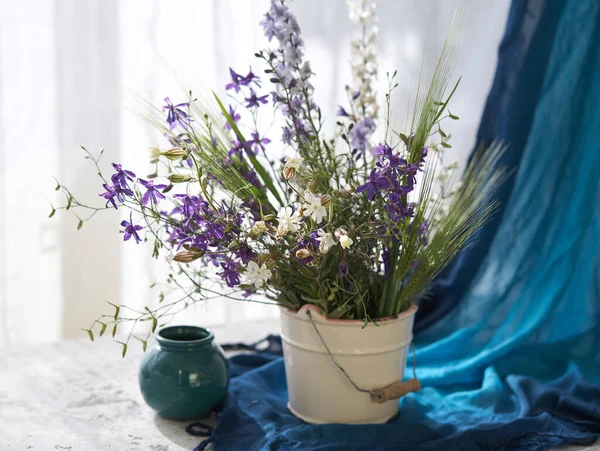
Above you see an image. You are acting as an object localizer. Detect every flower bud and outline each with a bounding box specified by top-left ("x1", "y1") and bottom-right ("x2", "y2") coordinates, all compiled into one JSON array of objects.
[
  {"x1": 173, "y1": 250, "x2": 204, "y2": 263},
  {"x1": 250, "y1": 221, "x2": 268, "y2": 238},
  {"x1": 295, "y1": 248, "x2": 311, "y2": 259},
  {"x1": 167, "y1": 174, "x2": 193, "y2": 184},
  {"x1": 320, "y1": 194, "x2": 332, "y2": 206},
  {"x1": 333, "y1": 189, "x2": 353, "y2": 199},
  {"x1": 334, "y1": 227, "x2": 348, "y2": 239},
  {"x1": 283, "y1": 167, "x2": 296, "y2": 181},
  {"x1": 162, "y1": 148, "x2": 187, "y2": 161}
]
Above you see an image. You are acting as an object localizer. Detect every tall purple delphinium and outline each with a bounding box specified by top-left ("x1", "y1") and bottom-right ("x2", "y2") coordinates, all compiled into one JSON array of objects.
[{"x1": 260, "y1": 0, "x2": 319, "y2": 146}]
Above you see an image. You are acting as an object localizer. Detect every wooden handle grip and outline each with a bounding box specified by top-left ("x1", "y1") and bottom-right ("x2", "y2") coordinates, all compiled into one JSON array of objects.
[{"x1": 372, "y1": 378, "x2": 421, "y2": 404}]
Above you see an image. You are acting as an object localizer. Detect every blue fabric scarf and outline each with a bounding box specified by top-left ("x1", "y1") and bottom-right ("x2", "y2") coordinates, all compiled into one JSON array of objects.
[{"x1": 200, "y1": 0, "x2": 600, "y2": 449}]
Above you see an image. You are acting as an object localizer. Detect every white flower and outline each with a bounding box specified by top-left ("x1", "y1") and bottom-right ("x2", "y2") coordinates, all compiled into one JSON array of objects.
[
  {"x1": 316, "y1": 229, "x2": 336, "y2": 253},
  {"x1": 244, "y1": 261, "x2": 272, "y2": 288},
  {"x1": 335, "y1": 228, "x2": 354, "y2": 249},
  {"x1": 284, "y1": 155, "x2": 304, "y2": 169},
  {"x1": 339, "y1": 234, "x2": 354, "y2": 249},
  {"x1": 165, "y1": 249, "x2": 175, "y2": 268},
  {"x1": 302, "y1": 191, "x2": 327, "y2": 224},
  {"x1": 149, "y1": 147, "x2": 161, "y2": 163},
  {"x1": 277, "y1": 207, "x2": 302, "y2": 234}
]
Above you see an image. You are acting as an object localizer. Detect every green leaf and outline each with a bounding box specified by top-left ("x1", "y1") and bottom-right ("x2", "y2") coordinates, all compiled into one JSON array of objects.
[
  {"x1": 300, "y1": 295, "x2": 327, "y2": 309},
  {"x1": 116, "y1": 341, "x2": 128, "y2": 358},
  {"x1": 66, "y1": 196, "x2": 72, "y2": 210},
  {"x1": 49, "y1": 207, "x2": 56, "y2": 218},
  {"x1": 77, "y1": 219, "x2": 83, "y2": 230},
  {"x1": 152, "y1": 317, "x2": 158, "y2": 333},
  {"x1": 111, "y1": 324, "x2": 118, "y2": 338},
  {"x1": 134, "y1": 336, "x2": 148, "y2": 352},
  {"x1": 432, "y1": 77, "x2": 462, "y2": 125},
  {"x1": 98, "y1": 322, "x2": 107, "y2": 337},
  {"x1": 81, "y1": 328, "x2": 94, "y2": 342},
  {"x1": 213, "y1": 92, "x2": 284, "y2": 206},
  {"x1": 448, "y1": 110, "x2": 459, "y2": 120},
  {"x1": 438, "y1": 129, "x2": 447, "y2": 138},
  {"x1": 107, "y1": 302, "x2": 120, "y2": 321},
  {"x1": 441, "y1": 142, "x2": 452, "y2": 148}
]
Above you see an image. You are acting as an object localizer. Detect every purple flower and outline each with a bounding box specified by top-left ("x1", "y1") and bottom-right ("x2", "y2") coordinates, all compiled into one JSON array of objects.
[
  {"x1": 217, "y1": 258, "x2": 241, "y2": 287},
  {"x1": 244, "y1": 89, "x2": 269, "y2": 108},
  {"x1": 386, "y1": 195, "x2": 414, "y2": 222},
  {"x1": 225, "y1": 68, "x2": 244, "y2": 93},
  {"x1": 240, "y1": 167, "x2": 261, "y2": 188},
  {"x1": 139, "y1": 179, "x2": 168, "y2": 206},
  {"x1": 99, "y1": 183, "x2": 133, "y2": 209},
  {"x1": 164, "y1": 132, "x2": 192, "y2": 148},
  {"x1": 224, "y1": 105, "x2": 241, "y2": 131},
  {"x1": 120, "y1": 220, "x2": 143, "y2": 244},
  {"x1": 336, "y1": 106, "x2": 349, "y2": 117},
  {"x1": 248, "y1": 132, "x2": 271, "y2": 152},
  {"x1": 356, "y1": 169, "x2": 391, "y2": 200},
  {"x1": 110, "y1": 163, "x2": 136, "y2": 189},
  {"x1": 338, "y1": 256, "x2": 349, "y2": 278},
  {"x1": 382, "y1": 248, "x2": 391, "y2": 279},
  {"x1": 349, "y1": 117, "x2": 376, "y2": 155},
  {"x1": 281, "y1": 126, "x2": 294, "y2": 144},
  {"x1": 261, "y1": 0, "x2": 319, "y2": 145},
  {"x1": 228, "y1": 140, "x2": 253, "y2": 158},
  {"x1": 241, "y1": 67, "x2": 261, "y2": 88},
  {"x1": 162, "y1": 97, "x2": 191, "y2": 130},
  {"x1": 235, "y1": 243, "x2": 256, "y2": 264}
]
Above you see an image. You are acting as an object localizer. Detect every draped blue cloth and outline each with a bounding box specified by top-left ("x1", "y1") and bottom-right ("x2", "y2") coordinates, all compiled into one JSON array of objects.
[{"x1": 200, "y1": 0, "x2": 600, "y2": 449}]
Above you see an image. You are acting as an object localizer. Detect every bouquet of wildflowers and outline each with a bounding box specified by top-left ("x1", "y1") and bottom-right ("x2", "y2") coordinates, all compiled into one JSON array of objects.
[{"x1": 52, "y1": 0, "x2": 503, "y2": 353}]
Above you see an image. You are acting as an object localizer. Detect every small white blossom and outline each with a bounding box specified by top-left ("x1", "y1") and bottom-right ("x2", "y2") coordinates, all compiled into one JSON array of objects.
[
  {"x1": 339, "y1": 235, "x2": 354, "y2": 249},
  {"x1": 149, "y1": 147, "x2": 161, "y2": 163},
  {"x1": 335, "y1": 228, "x2": 354, "y2": 249},
  {"x1": 302, "y1": 191, "x2": 328, "y2": 224},
  {"x1": 244, "y1": 261, "x2": 272, "y2": 288},
  {"x1": 277, "y1": 206, "x2": 302, "y2": 234},
  {"x1": 316, "y1": 229, "x2": 336, "y2": 253},
  {"x1": 165, "y1": 249, "x2": 175, "y2": 268},
  {"x1": 284, "y1": 156, "x2": 304, "y2": 169}
]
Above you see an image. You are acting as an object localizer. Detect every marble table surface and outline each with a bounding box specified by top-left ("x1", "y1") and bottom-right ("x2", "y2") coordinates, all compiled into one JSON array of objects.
[{"x1": 1, "y1": 324, "x2": 598, "y2": 451}]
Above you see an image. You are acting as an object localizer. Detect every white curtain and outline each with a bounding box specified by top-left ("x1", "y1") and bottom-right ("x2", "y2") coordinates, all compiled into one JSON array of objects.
[{"x1": 0, "y1": 0, "x2": 510, "y2": 347}]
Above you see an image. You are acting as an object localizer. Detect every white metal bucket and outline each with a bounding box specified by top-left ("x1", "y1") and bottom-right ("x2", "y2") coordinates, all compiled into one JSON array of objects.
[{"x1": 280, "y1": 303, "x2": 418, "y2": 424}]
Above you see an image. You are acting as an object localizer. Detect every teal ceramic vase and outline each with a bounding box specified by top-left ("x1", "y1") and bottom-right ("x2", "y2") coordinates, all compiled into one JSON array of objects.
[{"x1": 139, "y1": 325, "x2": 229, "y2": 421}]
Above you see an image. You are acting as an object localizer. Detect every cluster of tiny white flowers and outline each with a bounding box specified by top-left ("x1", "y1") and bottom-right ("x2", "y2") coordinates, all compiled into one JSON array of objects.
[{"x1": 347, "y1": 0, "x2": 379, "y2": 120}]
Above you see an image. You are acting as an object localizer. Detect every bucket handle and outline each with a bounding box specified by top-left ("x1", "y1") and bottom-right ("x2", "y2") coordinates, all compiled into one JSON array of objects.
[{"x1": 306, "y1": 309, "x2": 421, "y2": 404}]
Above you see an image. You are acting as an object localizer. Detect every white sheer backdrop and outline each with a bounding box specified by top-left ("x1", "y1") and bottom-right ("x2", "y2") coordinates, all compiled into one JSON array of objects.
[{"x1": 0, "y1": 0, "x2": 509, "y2": 347}]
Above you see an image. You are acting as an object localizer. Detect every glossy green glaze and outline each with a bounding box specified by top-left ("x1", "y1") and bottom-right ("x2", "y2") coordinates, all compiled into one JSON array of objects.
[{"x1": 139, "y1": 326, "x2": 229, "y2": 421}]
